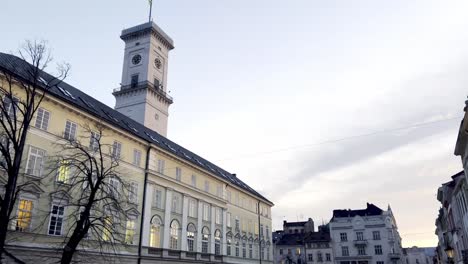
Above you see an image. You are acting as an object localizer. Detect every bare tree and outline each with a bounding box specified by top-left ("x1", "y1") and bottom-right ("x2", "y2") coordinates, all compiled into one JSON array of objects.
[
  {"x1": 47, "y1": 124, "x2": 137, "y2": 264},
  {"x1": 0, "y1": 40, "x2": 69, "y2": 263}
]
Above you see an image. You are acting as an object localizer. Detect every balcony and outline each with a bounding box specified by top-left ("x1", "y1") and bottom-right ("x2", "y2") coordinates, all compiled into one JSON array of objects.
[
  {"x1": 113, "y1": 80, "x2": 173, "y2": 104},
  {"x1": 353, "y1": 239, "x2": 368, "y2": 246},
  {"x1": 388, "y1": 253, "x2": 401, "y2": 260}
]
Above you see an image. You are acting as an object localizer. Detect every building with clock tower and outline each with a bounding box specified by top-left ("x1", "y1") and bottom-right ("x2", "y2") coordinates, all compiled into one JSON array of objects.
[{"x1": 113, "y1": 21, "x2": 174, "y2": 137}]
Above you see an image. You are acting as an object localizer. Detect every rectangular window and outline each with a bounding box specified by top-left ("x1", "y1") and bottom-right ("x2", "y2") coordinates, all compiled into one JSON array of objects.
[
  {"x1": 340, "y1": 232, "x2": 348, "y2": 242},
  {"x1": 48, "y1": 204, "x2": 64, "y2": 235},
  {"x1": 249, "y1": 244, "x2": 253, "y2": 258},
  {"x1": 342, "y1": 246, "x2": 349, "y2": 256},
  {"x1": 16, "y1": 199, "x2": 33, "y2": 231},
  {"x1": 326, "y1": 253, "x2": 331, "y2": 261},
  {"x1": 357, "y1": 245, "x2": 366, "y2": 255},
  {"x1": 89, "y1": 131, "x2": 100, "y2": 151},
  {"x1": 375, "y1": 245, "x2": 383, "y2": 255},
  {"x1": 318, "y1": 252, "x2": 323, "y2": 262},
  {"x1": 109, "y1": 176, "x2": 121, "y2": 199},
  {"x1": 373, "y1": 231, "x2": 381, "y2": 240},
  {"x1": 3, "y1": 96, "x2": 18, "y2": 118},
  {"x1": 356, "y1": 231, "x2": 364, "y2": 241},
  {"x1": 125, "y1": 220, "x2": 135, "y2": 244},
  {"x1": 235, "y1": 217, "x2": 240, "y2": 231},
  {"x1": 154, "y1": 189, "x2": 163, "y2": 209},
  {"x1": 133, "y1": 149, "x2": 141, "y2": 166},
  {"x1": 172, "y1": 195, "x2": 180, "y2": 213},
  {"x1": 175, "y1": 167, "x2": 182, "y2": 181},
  {"x1": 34, "y1": 108, "x2": 50, "y2": 131},
  {"x1": 189, "y1": 199, "x2": 197, "y2": 217},
  {"x1": 215, "y1": 207, "x2": 222, "y2": 224},
  {"x1": 157, "y1": 159, "x2": 165, "y2": 174},
  {"x1": 129, "y1": 182, "x2": 138, "y2": 204},
  {"x1": 308, "y1": 254, "x2": 314, "y2": 261},
  {"x1": 64, "y1": 120, "x2": 77, "y2": 140},
  {"x1": 56, "y1": 160, "x2": 70, "y2": 183},
  {"x1": 227, "y1": 190, "x2": 231, "y2": 202},
  {"x1": 102, "y1": 216, "x2": 112, "y2": 241},
  {"x1": 216, "y1": 185, "x2": 223, "y2": 197},
  {"x1": 203, "y1": 203, "x2": 210, "y2": 221},
  {"x1": 191, "y1": 174, "x2": 197, "y2": 187},
  {"x1": 112, "y1": 141, "x2": 122, "y2": 159},
  {"x1": 26, "y1": 146, "x2": 45, "y2": 177},
  {"x1": 204, "y1": 180, "x2": 210, "y2": 192},
  {"x1": 227, "y1": 212, "x2": 231, "y2": 227},
  {"x1": 131, "y1": 74, "x2": 139, "y2": 88}
]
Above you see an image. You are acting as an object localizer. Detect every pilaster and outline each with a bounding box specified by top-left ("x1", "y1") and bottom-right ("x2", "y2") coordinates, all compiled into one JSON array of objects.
[
  {"x1": 162, "y1": 188, "x2": 173, "y2": 249},
  {"x1": 181, "y1": 195, "x2": 189, "y2": 251},
  {"x1": 142, "y1": 183, "x2": 153, "y2": 246}
]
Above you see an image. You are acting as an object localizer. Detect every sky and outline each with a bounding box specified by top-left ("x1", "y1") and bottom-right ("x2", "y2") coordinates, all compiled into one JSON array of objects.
[{"x1": 3, "y1": 0, "x2": 468, "y2": 247}]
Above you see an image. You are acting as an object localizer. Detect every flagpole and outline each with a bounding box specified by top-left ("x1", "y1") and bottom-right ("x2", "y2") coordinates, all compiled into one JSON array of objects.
[{"x1": 148, "y1": 0, "x2": 153, "y2": 22}]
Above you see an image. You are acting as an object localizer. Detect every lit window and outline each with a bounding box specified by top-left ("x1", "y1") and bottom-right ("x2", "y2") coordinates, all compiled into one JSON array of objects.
[
  {"x1": 48, "y1": 204, "x2": 64, "y2": 236},
  {"x1": 170, "y1": 220, "x2": 180, "y2": 249},
  {"x1": 150, "y1": 217, "x2": 161, "y2": 247},
  {"x1": 133, "y1": 149, "x2": 141, "y2": 166},
  {"x1": 64, "y1": 120, "x2": 77, "y2": 141},
  {"x1": 112, "y1": 141, "x2": 122, "y2": 159},
  {"x1": 187, "y1": 223, "x2": 196, "y2": 252},
  {"x1": 125, "y1": 220, "x2": 135, "y2": 244},
  {"x1": 26, "y1": 146, "x2": 45, "y2": 177},
  {"x1": 102, "y1": 216, "x2": 113, "y2": 241},
  {"x1": 16, "y1": 199, "x2": 33, "y2": 231},
  {"x1": 175, "y1": 167, "x2": 182, "y2": 181},
  {"x1": 56, "y1": 160, "x2": 70, "y2": 183},
  {"x1": 34, "y1": 108, "x2": 50, "y2": 131}
]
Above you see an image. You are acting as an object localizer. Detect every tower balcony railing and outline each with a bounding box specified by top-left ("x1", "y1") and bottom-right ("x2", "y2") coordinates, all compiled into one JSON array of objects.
[{"x1": 113, "y1": 80, "x2": 173, "y2": 103}]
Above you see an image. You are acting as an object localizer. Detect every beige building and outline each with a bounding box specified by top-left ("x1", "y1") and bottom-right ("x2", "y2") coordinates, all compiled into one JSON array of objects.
[{"x1": 0, "y1": 19, "x2": 273, "y2": 263}]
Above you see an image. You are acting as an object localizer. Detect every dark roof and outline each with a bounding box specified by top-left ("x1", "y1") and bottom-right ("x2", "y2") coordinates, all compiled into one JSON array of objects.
[
  {"x1": 304, "y1": 231, "x2": 331, "y2": 242},
  {"x1": 276, "y1": 231, "x2": 330, "y2": 246},
  {"x1": 332, "y1": 203, "x2": 383, "y2": 218},
  {"x1": 0, "y1": 52, "x2": 272, "y2": 204},
  {"x1": 284, "y1": 221, "x2": 307, "y2": 227}
]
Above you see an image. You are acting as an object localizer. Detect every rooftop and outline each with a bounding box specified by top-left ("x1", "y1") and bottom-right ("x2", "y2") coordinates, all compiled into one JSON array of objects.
[
  {"x1": 332, "y1": 203, "x2": 383, "y2": 219},
  {"x1": 120, "y1": 21, "x2": 174, "y2": 50}
]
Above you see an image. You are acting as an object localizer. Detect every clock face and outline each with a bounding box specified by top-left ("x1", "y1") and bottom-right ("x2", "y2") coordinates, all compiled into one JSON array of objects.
[
  {"x1": 154, "y1": 58, "x2": 162, "y2": 69},
  {"x1": 131, "y1": 54, "x2": 142, "y2": 65}
]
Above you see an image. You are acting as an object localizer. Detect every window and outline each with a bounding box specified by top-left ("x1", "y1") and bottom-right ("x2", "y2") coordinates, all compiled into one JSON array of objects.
[
  {"x1": 133, "y1": 149, "x2": 141, "y2": 166},
  {"x1": 356, "y1": 231, "x2": 364, "y2": 241},
  {"x1": 202, "y1": 227, "x2": 210, "y2": 253},
  {"x1": 131, "y1": 74, "x2": 139, "y2": 88},
  {"x1": 215, "y1": 207, "x2": 222, "y2": 224},
  {"x1": 187, "y1": 224, "x2": 196, "y2": 252},
  {"x1": 260, "y1": 224, "x2": 264, "y2": 237},
  {"x1": 326, "y1": 253, "x2": 331, "y2": 261},
  {"x1": 157, "y1": 159, "x2": 165, "y2": 174},
  {"x1": 125, "y1": 220, "x2": 135, "y2": 244},
  {"x1": 227, "y1": 190, "x2": 231, "y2": 202},
  {"x1": 309, "y1": 254, "x2": 314, "y2": 261},
  {"x1": 64, "y1": 120, "x2": 77, "y2": 140},
  {"x1": 175, "y1": 167, "x2": 182, "y2": 181},
  {"x1": 242, "y1": 241, "x2": 246, "y2": 258},
  {"x1": 154, "y1": 189, "x2": 163, "y2": 209},
  {"x1": 204, "y1": 180, "x2": 210, "y2": 192},
  {"x1": 150, "y1": 217, "x2": 161, "y2": 247},
  {"x1": 375, "y1": 245, "x2": 383, "y2": 255},
  {"x1": 377, "y1": 262, "x2": 384, "y2": 264},
  {"x1": 249, "y1": 243, "x2": 253, "y2": 258},
  {"x1": 235, "y1": 217, "x2": 240, "y2": 231},
  {"x1": 340, "y1": 232, "x2": 348, "y2": 242},
  {"x1": 357, "y1": 245, "x2": 366, "y2": 255},
  {"x1": 227, "y1": 212, "x2": 231, "y2": 227},
  {"x1": 235, "y1": 241, "x2": 239, "y2": 257},
  {"x1": 26, "y1": 146, "x2": 45, "y2": 177},
  {"x1": 112, "y1": 141, "x2": 122, "y2": 159},
  {"x1": 56, "y1": 160, "x2": 70, "y2": 183},
  {"x1": 227, "y1": 237, "x2": 232, "y2": 256},
  {"x1": 318, "y1": 252, "x2": 323, "y2": 262},
  {"x1": 129, "y1": 182, "x2": 138, "y2": 204},
  {"x1": 89, "y1": 131, "x2": 100, "y2": 151},
  {"x1": 3, "y1": 96, "x2": 18, "y2": 119},
  {"x1": 266, "y1": 226, "x2": 270, "y2": 239},
  {"x1": 215, "y1": 230, "x2": 221, "y2": 255},
  {"x1": 102, "y1": 216, "x2": 113, "y2": 241},
  {"x1": 172, "y1": 195, "x2": 180, "y2": 213},
  {"x1": 170, "y1": 220, "x2": 180, "y2": 249},
  {"x1": 342, "y1": 246, "x2": 349, "y2": 256},
  {"x1": 109, "y1": 176, "x2": 121, "y2": 199},
  {"x1": 191, "y1": 174, "x2": 197, "y2": 187},
  {"x1": 373, "y1": 231, "x2": 381, "y2": 240},
  {"x1": 48, "y1": 204, "x2": 64, "y2": 235},
  {"x1": 189, "y1": 199, "x2": 196, "y2": 217},
  {"x1": 203, "y1": 203, "x2": 210, "y2": 221},
  {"x1": 34, "y1": 108, "x2": 50, "y2": 131},
  {"x1": 216, "y1": 185, "x2": 223, "y2": 197}
]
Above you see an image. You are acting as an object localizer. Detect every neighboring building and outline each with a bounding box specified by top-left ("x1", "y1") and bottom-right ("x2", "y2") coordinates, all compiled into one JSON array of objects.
[
  {"x1": 435, "y1": 171, "x2": 468, "y2": 264},
  {"x1": 330, "y1": 203, "x2": 403, "y2": 264},
  {"x1": 304, "y1": 230, "x2": 334, "y2": 264},
  {"x1": 283, "y1": 218, "x2": 315, "y2": 234},
  {"x1": 0, "y1": 19, "x2": 273, "y2": 263},
  {"x1": 454, "y1": 99, "x2": 468, "y2": 184},
  {"x1": 402, "y1": 247, "x2": 436, "y2": 264}
]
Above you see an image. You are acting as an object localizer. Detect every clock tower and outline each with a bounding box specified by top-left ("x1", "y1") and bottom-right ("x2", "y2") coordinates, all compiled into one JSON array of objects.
[{"x1": 113, "y1": 21, "x2": 174, "y2": 137}]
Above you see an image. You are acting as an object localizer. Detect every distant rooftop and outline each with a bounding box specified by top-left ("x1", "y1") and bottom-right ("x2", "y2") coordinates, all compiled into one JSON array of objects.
[{"x1": 332, "y1": 203, "x2": 383, "y2": 219}]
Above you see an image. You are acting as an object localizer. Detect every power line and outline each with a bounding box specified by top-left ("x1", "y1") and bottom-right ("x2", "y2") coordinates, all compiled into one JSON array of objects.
[{"x1": 214, "y1": 116, "x2": 460, "y2": 162}]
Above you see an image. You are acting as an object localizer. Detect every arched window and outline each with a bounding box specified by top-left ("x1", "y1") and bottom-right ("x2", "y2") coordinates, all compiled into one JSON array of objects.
[
  {"x1": 150, "y1": 215, "x2": 162, "y2": 248},
  {"x1": 170, "y1": 220, "x2": 180, "y2": 249},
  {"x1": 214, "y1": 229, "x2": 221, "y2": 255},
  {"x1": 202, "y1": 226, "x2": 210, "y2": 253},
  {"x1": 187, "y1": 223, "x2": 196, "y2": 252},
  {"x1": 226, "y1": 233, "x2": 232, "y2": 256}
]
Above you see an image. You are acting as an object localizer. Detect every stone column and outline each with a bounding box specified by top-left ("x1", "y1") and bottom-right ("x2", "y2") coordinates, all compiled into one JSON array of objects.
[
  {"x1": 142, "y1": 183, "x2": 153, "y2": 246},
  {"x1": 210, "y1": 206, "x2": 216, "y2": 254},
  {"x1": 162, "y1": 188, "x2": 173, "y2": 249},
  {"x1": 222, "y1": 208, "x2": 227, "y2": 255},
  {"x1": 197, "y1": 200, "x2": 203, "y2": 252},
  {"x1": 181, "y1": 195, "x2": 189, "y2": 251}
]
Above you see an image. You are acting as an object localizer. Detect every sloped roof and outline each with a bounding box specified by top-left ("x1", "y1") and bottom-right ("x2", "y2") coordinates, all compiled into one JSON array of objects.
[
  {"x1": 332, "y1": 203, "x2": 383, "y2": 218},
  {"x1": 0, "y1": 52, "x2": 272, "y2": 204}
]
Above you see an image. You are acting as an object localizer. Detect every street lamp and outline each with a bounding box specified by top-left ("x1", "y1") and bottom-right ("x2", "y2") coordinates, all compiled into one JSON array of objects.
[{"x1": 445, "y1": 246, "x2": 455, "y2": 264}]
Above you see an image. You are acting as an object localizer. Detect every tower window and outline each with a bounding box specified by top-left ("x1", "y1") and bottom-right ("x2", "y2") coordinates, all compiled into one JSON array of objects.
[{"x1": 131, "y1": 74, "x2": 139, "y2": 88}]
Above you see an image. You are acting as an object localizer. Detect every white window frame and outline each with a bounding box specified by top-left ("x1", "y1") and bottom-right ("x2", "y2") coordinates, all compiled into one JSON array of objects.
[
  {"x1": 125, "y1": 219, "x2": 136, "y2": 244},
  {"x1": 215, "y1": 207, "x2": 222, "y2": 224},
  {"x1": 203, "y1": 203, "x2": 210, "y2": 221},
  {"x1": 175, "y1": 167, "x2": 182, "y2": 181},
  {"x1": 48, "y1": 203, "x2": 65, "y2": 236},
  {"x1": 157, "y1": 159, "x2": 165, "y2": 174},
  {"x1": 154, "y1": 188, "x2": 163, "y2": 209},
  {"x1": 25, "y1": 146, "x2": 46, "y2": 177},
  {"x1": 64, "y1": 120, "x2": 77, "y2": 141},
  {"x1": 34, "y1": 107, "x2": 50, "y2": 131},
  {"x1": 109, "y1": 176, "x2": 121, "y2": 199},
  {"x1": 112, "y1": 141, "x2": 122, "y2": 159},
  {"x1": 133, "y1": 149, "x2": 141, "y2": 166},
  {"x1": 189, "y1": 199, "x2": 197, "y2": 218},
  {"x1": 191, "y1": 174, "x2": 197, "y2": 187}
]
